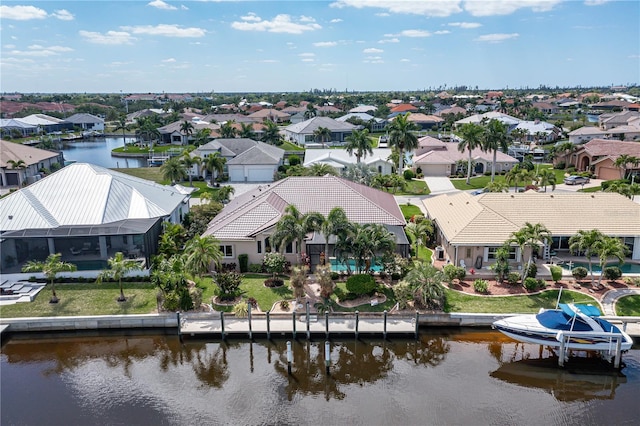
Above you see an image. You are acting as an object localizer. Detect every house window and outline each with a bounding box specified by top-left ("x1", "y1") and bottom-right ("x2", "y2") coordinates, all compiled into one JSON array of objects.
[
  {"x1": 487, "y1": 246, "x2": 517, "y2": 260},
  {"x1": 265, "y1": 237, "x2": 271, "y2": 253},
  {"x1": 466, "y1": 248, "x2": 471, "y2": 258},
  {"x1": 257, "y1": 241, "x2": 262, "y2": 254},
  {"x1": 220, "y1": 245, "x2": 233, "y2": 258},
  {"x1": 285, "y1": 242, "x2": 293, "y2": 254}
]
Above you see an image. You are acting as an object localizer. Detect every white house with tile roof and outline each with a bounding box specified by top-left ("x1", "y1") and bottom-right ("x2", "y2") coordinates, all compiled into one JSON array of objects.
[
  {"x1": 283, "y1": 116, "x2": 357, "y2": 146},
  {"x1": 423, "y1": 191, "x2": 640, "y2": 271},
  {"x1": 202, "y1": 175, "x2": 409, "y2": 269},
  {"x1": 0, "y1": 139, "x2": 64, "y2": 187},
  {"x1": 303, "y1": 148, "x2": 395, "y2": 175}
]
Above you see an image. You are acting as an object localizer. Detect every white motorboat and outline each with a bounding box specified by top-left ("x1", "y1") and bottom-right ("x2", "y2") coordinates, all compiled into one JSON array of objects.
[{"x1": 493, "y1": 303, "x2": 633, "y2": 352}]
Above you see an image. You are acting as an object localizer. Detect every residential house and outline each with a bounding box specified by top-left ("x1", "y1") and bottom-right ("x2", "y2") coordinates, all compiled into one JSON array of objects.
[
  {"x1": 157, "y1": 119, "x2": 220, "y2": 145},
  {"x1": 64, "y1": 113, "x2": 105, "y2": 133},
  {"x1": 402, "y1": 113, "x2": 444, "y2": 130},
  {"x1": 513, "y1": 120, "x2": 560, "y2": 143},
  {"x1": 532, "y1": 102, "x2": 559, "y2": 114},
  {"x1": 336, "y1": 113, "x2": 387, "y2": 132},
  {"x1": 202, "y1": 175, "x2": 409, "y2": 270},
  {"x1": 12, "y1": 114, "x2": 73, "y2": 134},
  {"x1": 571, "y1": 139, "x2": 640, "y2": 180},
  {"x1": 192, "y1": 138, "x2": 284, "y2": 182},
  {"x1": 247, "y1": 108, "x2": 290, "y2": 123},
  {"x1": 349, "y1": 105, "x2": 378, "y2": 114},
  {"x1": 0, "y1": 119, "x2": 38, "y2": 138},
  {"x1": 599, "y1": 111, "x2": 640, "y2": 130},
  {"x1": 423, "y1": 192, "x2": 640, "y2": 271},
  {"x1": 455, "y1": 111, "x2": 521, "y2": 131},
  {"x1": 0, "y1": 163, "x2": 192, "y2": 273},
  {"x1": 568, "y1": 126, "x2": 607, "y2": 144},
  {"x1": 0, "y1": 139, "x2": 64, "y2": 187},
  {"x1": 412, "y1": 136, "x2": 518, "y2": 176},
  {"x1": 283, "y1": 117, "x2": 356, "y2": 146},
  {"x1": 303, "y1": 148, "x2": 395, "y2": 175}
]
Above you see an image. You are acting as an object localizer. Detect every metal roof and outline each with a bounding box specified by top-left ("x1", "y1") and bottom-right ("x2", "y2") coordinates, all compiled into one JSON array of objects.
[{"x1": 1, "y1": 218, "x2": 159, "y2": 238}]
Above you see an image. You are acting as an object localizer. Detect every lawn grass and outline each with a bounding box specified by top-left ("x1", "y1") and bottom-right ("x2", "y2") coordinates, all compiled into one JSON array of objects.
[
  {"x1": 205, "y1": 273, "x2": 293, "y2": 312},
  {"x1": 280, "y1": 141, "x2": 304, "y2": 151},
  {"x1": 0, "y1": 282, "x2": 158, "y2": 318},
  {"x1": 444, "y1": 288, "x2": 598, "y2": 313},
  {"x1": 113, "y1": 167, "x2": 166, "y2": 183},
  {"x1": 449, "y1": 163, "x2": 569, "y2": 191},
  {"x1": 400, "y1": 204, "x2": 423, "y2": 220},
  {"x1": 615, "y1": 295, "x2": 640, "y2": 316},
  {"x1": 331, "y1": 282, "x2": 396, "y2": 312},
  {"x1": 397, "y1": 179, "x2": 429, "y2": 195}
]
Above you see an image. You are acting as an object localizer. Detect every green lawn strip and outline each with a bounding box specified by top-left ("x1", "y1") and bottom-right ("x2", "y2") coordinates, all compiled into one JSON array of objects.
[
  {"x1": 615, "y1": 295, "x2": 640, "y2": 316},
  {"x1": 418, "y1": 247, "x2": 432, "y2": 263},
  {"x1": 396, "y1": 179, "x2": 429, "y2": 195},
  {"x1": 400, "y1": 204, "x2": 423, "y2": 220},
  {"x1": 444, "y1": 288, "x2": 598, "y2": 313},
  {"x1": 203, "y1": 273, "x2": 293, "y2": 312},
  {"x1": 331, "y1": 282, "x2": 396, "y2": 313},
  {"x1": 0, "y1": 282, "x2": 157, "y2": 318},
  {"x1": 280, "y1": 141, "x2": 304, "y2": 151},
  {"x1": 113, "y1": 167, "x2": 166, "y2": 183}
]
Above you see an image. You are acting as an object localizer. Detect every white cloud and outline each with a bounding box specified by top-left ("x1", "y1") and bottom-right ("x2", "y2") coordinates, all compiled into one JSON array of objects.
[
  {"x1": 400, "y1": 58, "x2": 410, "y2": 62},
  {"x1": 301, "y1": 58, "x2": 314, "y2": 62},
  {"x1": 448, "y1": 22, "x2": 482, "y2": 29},
  {"x1": 261, "y1": 59, "x2": 279, "y2": 63},
  {"x1": 584, "y1": 0, "x2": 611, "y2": 5},
  {"x1": 399, "y1": 29, "x2": 431, "y2": 37},
  {"x1": 0, "y1": 5, "x2": 48, "y2": 20},
  {"x1": 366, "y1": 56, "x2": 382, "y2": 60},
  {"x1": 181, "y1": 5, "x2": 189, "y2": 10},
  {"x1": 314, "y1": 41, "x2": 337, "y2": 47},
  {"x1": 4, "y1": 44, "x2": 16, "y2": 49},
  {"x1": 376, "y1": 12, "x2": 390, "y2": 17},
  {"x1": 52, "y1": 9, "x2": 74, "y2": 21},
  {"x1": 474, "y1": 33, "x2": 519, "y2": 43},
  {"x1": 162, "y1": 58, "x2": 176, "y2": 62},
  {"x1": 363, "y1": 47, "x2": 383, "y2": 53},
  {"x1": 464, "y1": 0, "x2": 563, "y2": 17},
  {"x1": 121, "y1": 24, "x2": 206, "y2": 37},
  {"x1": 231, "y1": 14, "x2": 321, "y2": 34},
  {"x1": 299, "y1": 52, "x2": 315, "y2": 57},
  {"x1": 80, "y1": 30, "x2": 135, "y2": 45},
  {"x1": 378, "y1": 38, "x2": 399, "y2": 43},
  {"x1": 148, "y1": 0, "x2": 177, "y2": 10},
  {"x1": 240, "y1": 12, "x2": 261, "y2": 22},
  {"x1": 330, "y1": 18, "x2": 343, "y2": 23},
  {"x1": 8, "y1": 44, "x2": 73, "y2": 57},
  {"x1": 434, "y1": 30, "x2": 451, "y2": 35},
  {"x1": 331, "y1": 0, "x2": 462, "y2": 17}
]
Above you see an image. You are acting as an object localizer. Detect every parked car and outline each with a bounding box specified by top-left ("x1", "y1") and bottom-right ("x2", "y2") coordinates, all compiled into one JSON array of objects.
[
  {"x1": 471, "y1": 188, "x2": 489, "y2": 195},
  {"x1": 563, "y1": 175, "x2": 590, "y2": 185}
]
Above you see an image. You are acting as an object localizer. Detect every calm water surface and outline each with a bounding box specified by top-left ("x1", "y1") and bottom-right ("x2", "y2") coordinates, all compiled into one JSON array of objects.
[
  {"x1": 1, "y1": 330, "x2": 638, "y2": 426},
  {"x1": 61, "y1": 137, "x2": 146, "y2": 169}
]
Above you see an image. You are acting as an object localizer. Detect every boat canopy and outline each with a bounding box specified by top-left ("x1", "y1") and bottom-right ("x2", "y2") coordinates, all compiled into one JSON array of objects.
[{"x1": 559, "y1": 303, "x2": 601, "y2": 318}]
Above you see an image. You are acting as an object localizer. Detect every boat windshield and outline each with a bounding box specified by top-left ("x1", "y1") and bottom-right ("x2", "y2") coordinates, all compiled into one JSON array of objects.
[
  {"x1": 559, "y1": 303, "x2": 601, "y2": 317},
  {"x1": 537, "y1": 310, "x2": 592, "y2": 331}
]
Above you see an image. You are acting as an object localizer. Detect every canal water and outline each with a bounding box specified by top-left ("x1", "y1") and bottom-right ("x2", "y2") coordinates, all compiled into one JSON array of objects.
[
  {"x1": 61, "y1": 137, "x2": 147, "y2": 169},
  {"x1": 2, "y1": 330, "x2": 638, "y2": 425}
]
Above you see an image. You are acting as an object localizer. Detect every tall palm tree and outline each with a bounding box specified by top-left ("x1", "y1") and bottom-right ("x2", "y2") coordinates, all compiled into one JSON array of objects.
[
  {"x1": 270, "y1": 205, "x2": 324, "y2": 262},
  {"x1": 593, "y1": 236, "x2": 628, "y2": 287},
  {"x1": 387, "y1": 113, "x2": 419, "y2": 175},
  {"x1": 509, "y1": 222, "x2": 552, "y2": 280},
  {"x1": 535, "y1": 168, "x2": 557, "y2": 192},
  {"x1": 193, "y1": 128, "x2": 212, "y2": 147},
  {"x1": 114, "y1": 114, "x2": 129, "y2": 150},
  {"x1": 342, "y1": 163, "x2": 376, "y2": 185},
  {"x1": 484, "y1": 181, "x2": 509, "y2": 193},
  {"x1": 554, "y1": 141, "x2": 576, "y2": 168},
  {"x1": 7, "y1": 159, "x2": 26, "y2": 188},
  {"x1": 22, "y1": 253, "x2": 77, "y2": 303},
  {"x1": 321, "y1": 207, "x2": 351, "y2": 261},
  {"x1": 181, "y1": 153, "x2": 201, "y2": 186},
  {"x1": 405, "y1": 219, "x2": 434, "y2": 260},
  {"x1": 457, "y1": 122, "x2": 485, "y2": 185},
  {"x1": 204, "y1": 152, "x2": 226, "y2": 186},
  {"x1": 614, "y1": 154, "x2": 639, "y2": 180},
  {"x1": 183, "y1": 235, "x2": 223, "y2": 277},
  {"x1": 313, "y1": 126, "x2": 332, "y2": 147},
  {"x1": 404, "y1": 262, "x2": 446, "y2": 310},
  {"x1": 219, "y1": 121, "x2": 237, "y2": 138},
  {"x1": 569, "y1": 229, "x2": 604, "y2": 286},
  {"x1": 306, "y1": 163, "x2": 337, "y2": 176},
  {"x1": 160, "y1": 157, "x2": 187, "y2": 185},
  {"x1": 482, "y1": 119, "x2": 510, "y2": 182},
  {"x1": 180, "y1": 120, "x2": 194, "y2": 144},
  {"x1": 344, "y1": 129, "x2": 373, "y2": 163},
  {"x1": 239, "y1": 122, "x2": 256, "y2": 139},
  {"x1": 304, "y1": 103, "x2": 317, "y2": 120},
  {"x1": 261, "y1": 120, "x2": 281, "y2": 145},
  {"x1": 96, "y1": 252, "x2": 143, "y2": 302}
]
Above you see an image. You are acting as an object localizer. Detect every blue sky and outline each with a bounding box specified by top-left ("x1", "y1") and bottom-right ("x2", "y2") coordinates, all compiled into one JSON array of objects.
[{"x1": 1, "y1": 0, "x2": 638, "y2": 93}]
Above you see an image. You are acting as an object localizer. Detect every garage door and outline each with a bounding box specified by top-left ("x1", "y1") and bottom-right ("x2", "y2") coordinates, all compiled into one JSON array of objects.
[
  {"x1": 247, "y1": 167, "x2": 274, "y2": 182},
  {"x1": 597, "y1": 167, "x2": 619, "y2": 181},
  {"x1": 229, "y1": 168, "x2": 245, "y2": 182}
]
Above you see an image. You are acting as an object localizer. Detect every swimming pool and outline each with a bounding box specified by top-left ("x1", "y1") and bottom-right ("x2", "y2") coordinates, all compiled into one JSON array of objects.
[
  {"x1": 330, "y1": 258, "x2": 383, "y2": 273},
  {"x1": 560, "y1": 261, "x2": 640, "y2": 274}
]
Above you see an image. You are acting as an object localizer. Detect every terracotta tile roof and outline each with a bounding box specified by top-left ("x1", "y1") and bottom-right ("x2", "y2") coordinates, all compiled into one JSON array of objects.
[
  {"x1": 0, "y1": 140, "x2": 61, "y2": 168},
  {"x1": 390, "y1": 104, "x2": 419, "y2": 113},
  {"x1": 579, "y1": 139, "x2": 640, "y2": 158}
]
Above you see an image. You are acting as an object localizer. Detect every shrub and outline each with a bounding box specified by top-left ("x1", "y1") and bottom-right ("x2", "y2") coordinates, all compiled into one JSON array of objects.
[
  {"x1": 523, "y1": 277, "x2": 539, "y2": 291},
  {"x1": 473, "y1": 279, "x2": 489, "y2": 293},
  {"x1": 214, "y1": 272, "x2": 243, "y2": 297},
  {"x1": 549, "y1": 265, "x2": 563, "y2": 283},
  {"x1": 553, "y1": 162, "x2": 565, "y2": 170},
  {"x1": 247, "y1": 297, "x2": 258, "y2": 309},
  {"x1": 443, "y1": 264, "x2": 466, "y2": 284},
  {"x1": 507, "y1": 272, "x2": 521, "y2": 286},
  {"x1": 524, "y1": 262, "x2": 537, "y2": 279},
  {"x1": 572, "y1": 266, "x2": 588, "y2": 281},
  {"x1": 279, "y1": 300, "x2": 290, "y2": 310},
  {"x1": 238, "y1": 254, "x2": 249, "y2": 273},
  {"x1": 248, "y1": 263, "x2": 263, "y2": 273},
  {"x1": 604, "y1": 266, "x2": 622, "y2": 281},
  {"x1": 416, "y1": 167, "x2": 422, "y2": 175},
  {"x1": 263, "y1": 252, "x2": 287, "y2": 278},
  {"x1": 189, "y1": 287, "x2": 203, "y2": 310},
  {"x1": 330, "y1": 272, "x2": 340, "y2": 281},
  {"x1": 345, "y1": 274, "x2": 377, "y2": 295},
  {"x1": 393, "y1": 280, "x2": 414, "y2": 310},
  {"x1": 162, "y1": 292, "x2": 180, "y2": 312},
  {"x1": 264, "y1": 277, "x2": 284, "y2": 287},
  {"x1": 233, "y1": 300, "x2": 248, "y2": 317},
  {"x1": 623, "y1": 276, "x2": 640, "y2": 287},
  {"x1": 288, "y1": 154, "x2": 301, "y2": 166},
  {"x1": 403, "y1": 169, "x2": 415, "y2": 180}
]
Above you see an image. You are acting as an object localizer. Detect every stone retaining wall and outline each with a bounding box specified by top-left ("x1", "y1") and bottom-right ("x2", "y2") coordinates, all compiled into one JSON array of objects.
[{"x1": 0, "y1": 313, "x2": 178, "y2": 332}]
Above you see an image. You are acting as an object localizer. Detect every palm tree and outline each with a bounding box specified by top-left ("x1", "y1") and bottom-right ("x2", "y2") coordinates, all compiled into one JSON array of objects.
[
  {"x1": 387, "y1": 113, "x2": 419, "y2": 175},
  {"x1": 204, "y1": 152, "x2": 226, "y2": 186},
  {"x1": 220, "y1": 121, "x2": 237, "y2": 138},
  {"x1": 270, "y1": 205, "x2": 324, "y2": 262},
  {"x1": 304, "y1": 103, "x2": 317, "y2": 119},
  {"x1": 114, "y1": 114, "x2": 129, "y2": 150},
  {"x1": 404, "y1": 262, "x2": 446, "y2": 310},
  {"x1": 96, "y1": 252, "x2": 143, "y2": 302},
  {"x1": 457, "y1": 122, "x2": 485, "y2": 184},
  {"x1": 261, "y1": 120, "x2": 281, "y2": 145},
  {"x1": 593, "y1": 236, "x2": 628, "y2": 287},
  {"x1": 214, "y1": 185, "x2": 235, "y2": 203},
  {"x1": 614, "y1": 154, "x2": 639, "y2": 180},
  {"x1": 342, "y1": 163, "x2": 376, "y2": 185},
  {"x1": 160, "y1": 157, "x2": 187, "y2": 185},
  {"x1": 484, "y1": 181, "x2": 509, "y2": 192},
  {"x1": 22, "y1": 253, "x2": 77, "y2": 303},
  {"x1": 509, "y1": 222, "x2": 552, "y2": 280},
  {"x1": 313, "y1": 126, "x2": 332, "y2": 147},
  {"x1": 482, "y1": 119, "x2": 510, "y2": 182},
  {"x1": 183, "y1": 235, "x2": 223, "y2": 277},
  {"x1": 306, "y1": 163, "x2": 337, "y2": 176},
  {"x1": 535, "y1": 168, "x2": 557, "y2": 192},
  {"x1": 569, "y1": 229, "x2": 604, "y2": 287},
  {"x1": 180, "y1": 120, "x2": 194, "y2": 144},
  {"x1": 181, "y1": 153, "x2": 201, "y2": 186},
  {"x1": 555, "y1": 141, "x2": 576, "y2": 168},
  {"x1": 344, "y1": 129, "x2": 373, "y2": 163},
  {"x1": 7, "y1": 159, "x2": 26, "y2": 188},
  {"x1": 510, "y1": 128, "x2": 528, "y2": 145},
  {"x1": 321, "y1": 207, "x2": 351, "y2": 262},
  {"x1": 193, "y1": 128, "x2": 212, "y2": 146},
  {"x1": 239, "y1": 122, "x2": 256, "y2": 139},
  {"x1": 405, "y1": 219, "x2": 434, "y2": 260}
]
